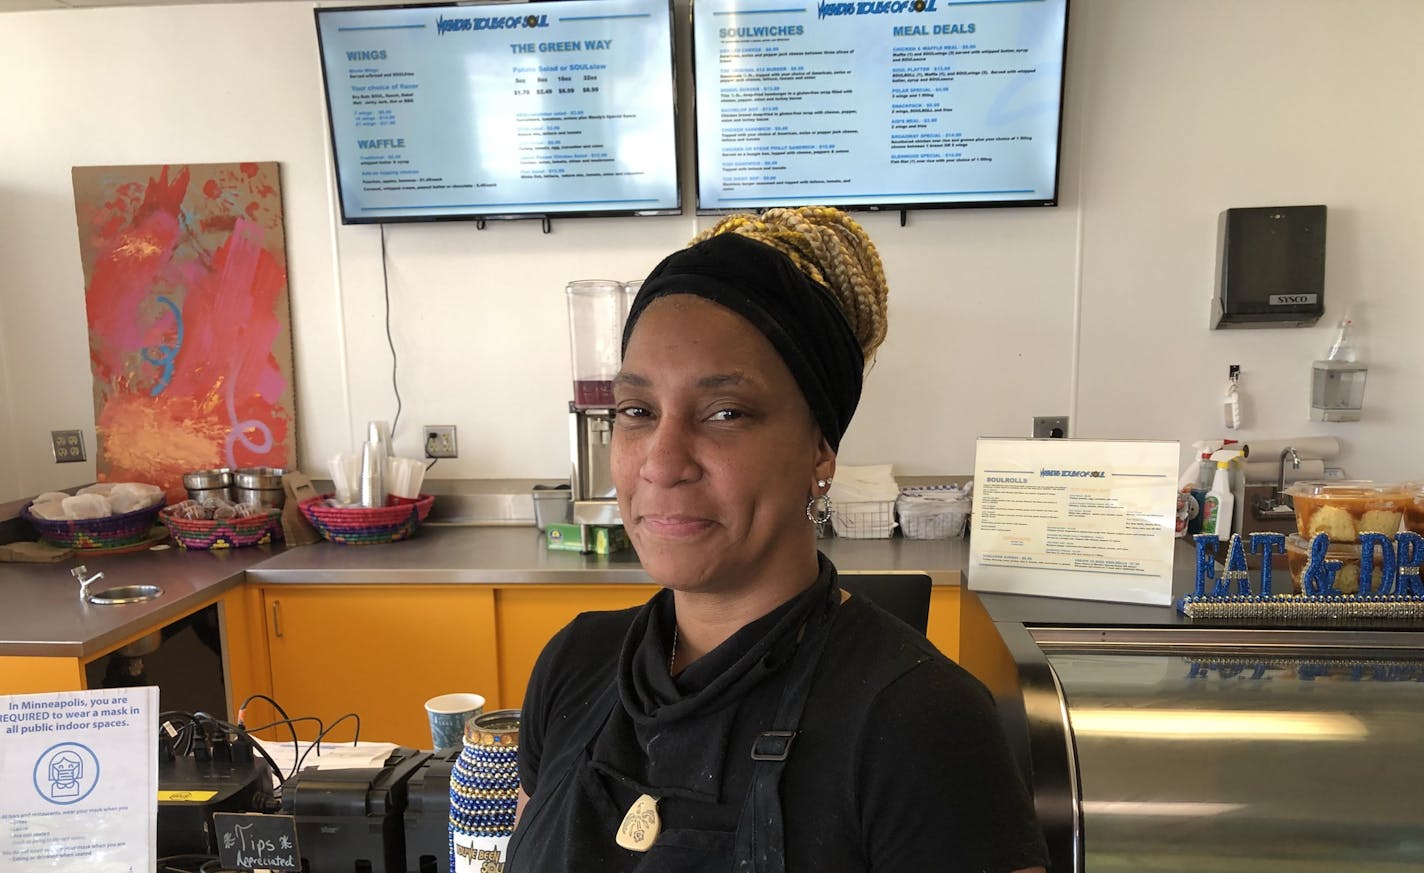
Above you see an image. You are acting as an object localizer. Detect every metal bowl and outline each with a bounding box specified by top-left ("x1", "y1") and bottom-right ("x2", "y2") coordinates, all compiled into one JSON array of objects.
[
  {"x1": 234, "y1": 486, "x2": 285, "y2": 510},
  {"x1": 183, "y1": 468, "x2": 232, "y2": 490},
  {"x1": 187, "y1": 486, "x2": 233, "y2": 503},
  {"x1": 234, "y1": 467, "x2": 286, "y2": 489}
]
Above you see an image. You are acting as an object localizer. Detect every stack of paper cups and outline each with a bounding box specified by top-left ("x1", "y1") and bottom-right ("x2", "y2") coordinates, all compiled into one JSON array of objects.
[{"x1": 360, "y1": 441, "x2": 385, "y2": 508}]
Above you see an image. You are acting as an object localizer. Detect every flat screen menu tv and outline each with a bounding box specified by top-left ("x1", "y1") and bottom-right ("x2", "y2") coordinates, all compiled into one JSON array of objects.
[
  {"x1": 316, "y1": 0, "x2": 680, "y2": 223},
  {"x1": 692, "y1": 0, "x2": 1068, "y2": 212}
]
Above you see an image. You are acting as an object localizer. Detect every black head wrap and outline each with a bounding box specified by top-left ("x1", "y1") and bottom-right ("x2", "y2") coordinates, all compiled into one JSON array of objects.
[{"x1": 621, "y1": 233, "x2": 865, "y2": 451}]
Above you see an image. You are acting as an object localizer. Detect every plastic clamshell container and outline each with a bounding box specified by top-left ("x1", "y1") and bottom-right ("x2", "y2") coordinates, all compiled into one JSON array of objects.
[
  {"x1": 1403, "y1": 482, "x2": 1424, "y2": 536},
  {"x1": 1284, "y1": 534, "x2": 1391, "y2": 595},
  {"x1": 1284, "y1": 480, "x2": 1407, "y2": 543}
]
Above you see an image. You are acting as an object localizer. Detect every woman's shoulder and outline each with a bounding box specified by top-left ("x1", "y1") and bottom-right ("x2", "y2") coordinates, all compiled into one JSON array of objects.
[
  {"x1": 533, "y1": 603, "x2": 645, "y2": 684},
  {"x1": 827, "y1": 592, "x2": 980, "y2": 693}
]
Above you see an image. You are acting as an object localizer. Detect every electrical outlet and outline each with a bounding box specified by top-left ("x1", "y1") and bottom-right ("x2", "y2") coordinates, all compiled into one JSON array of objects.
[
  {"x1": 51, "y1": 429, "x2": 87, "y2": 463},
  {"x1": 425, "y1": 425, "x2": 458, "y2": 459},
  {"x1": 1032, "y1": 416, "x2": 1069, "y2": 439}
]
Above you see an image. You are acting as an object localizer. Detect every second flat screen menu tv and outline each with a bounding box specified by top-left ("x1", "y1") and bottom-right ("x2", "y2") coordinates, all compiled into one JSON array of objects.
[
  {"x1": 316, "y1": 0, "x2": 680, "y2": 223},
  {"x1": 692, "y1": 0, "x2": 1069, "y2": 211}
]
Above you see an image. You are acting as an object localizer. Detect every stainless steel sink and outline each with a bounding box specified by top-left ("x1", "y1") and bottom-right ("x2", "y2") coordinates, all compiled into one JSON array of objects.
[{"x1": 88, "y1": 584, "x2": 163, "y2": 605}]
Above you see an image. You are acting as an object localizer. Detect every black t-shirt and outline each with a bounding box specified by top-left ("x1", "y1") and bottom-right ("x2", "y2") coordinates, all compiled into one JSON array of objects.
[{"x1": 513, "y1": 559, "x2": 1048, "y2": 873}]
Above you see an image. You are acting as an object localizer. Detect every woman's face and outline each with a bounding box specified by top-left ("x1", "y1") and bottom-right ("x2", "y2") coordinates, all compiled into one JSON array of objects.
[{"x1": 612, "y1": 294, "x2": 835, "y2": 595}]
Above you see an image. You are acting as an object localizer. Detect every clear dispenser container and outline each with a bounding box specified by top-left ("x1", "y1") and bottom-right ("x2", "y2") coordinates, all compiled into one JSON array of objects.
[
  {"x1": 1310, "y1": 360, "x2": 1367, "y2": 421},
  {"x1": 622, "y1": 279, "x2": 642, "y2": 325},
  {"x1": 1310, "y1": 315, "x2": 1367, "y2": 421},
  {"x1": 566, "y1": 280, "x2": 626, "y2": 409}
]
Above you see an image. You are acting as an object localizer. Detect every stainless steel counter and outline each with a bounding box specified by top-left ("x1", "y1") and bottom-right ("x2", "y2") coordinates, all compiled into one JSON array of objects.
[
  {"x1": 247, "y1": 526, "x2": 970, "y2": 584},
  {"x1": 0, "y1": 543, "x2": 281, "y2": 657},
  {"x1": 0, "y1": 526, "x2": 970, "y2": 657}
]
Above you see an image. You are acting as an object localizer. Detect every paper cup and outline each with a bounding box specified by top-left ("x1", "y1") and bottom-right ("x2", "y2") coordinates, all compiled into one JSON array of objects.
[{"x1": 425, "y1": 693, "x2": 486, "y2": 750}]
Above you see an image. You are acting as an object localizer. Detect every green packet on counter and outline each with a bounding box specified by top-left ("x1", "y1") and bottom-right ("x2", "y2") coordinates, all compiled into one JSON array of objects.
[{"x1": 546, "y1": 523, "x2": 631, "y2": 555}]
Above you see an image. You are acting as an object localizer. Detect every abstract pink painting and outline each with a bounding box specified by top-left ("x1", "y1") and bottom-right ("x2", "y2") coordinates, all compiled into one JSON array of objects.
[{"x1": 71, "y1": 162, "x2": 296, "y2": 504}]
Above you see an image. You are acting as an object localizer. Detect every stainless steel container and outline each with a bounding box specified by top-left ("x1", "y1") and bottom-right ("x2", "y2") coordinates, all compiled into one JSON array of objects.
[
  {"x1": 183, "y1": 468, "x2": 232, "y2": 502},
  {"x1": 187, "y1": 487, "x2": 233, "y2": 504},
  {"x1": 996, "y1": 624, "x2": 1424, "y2": 873},
  {"x1": 233, "y1": 467, "x2": 286, "y2": 509},
  {"x1": 531, "y1": 484, "x2": 572, "y2": 531}
]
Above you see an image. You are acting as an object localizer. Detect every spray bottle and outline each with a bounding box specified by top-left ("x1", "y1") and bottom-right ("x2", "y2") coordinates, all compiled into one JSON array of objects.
[{"x1": 1200, "y1": 447, "x2": 1246, "y2": 541}]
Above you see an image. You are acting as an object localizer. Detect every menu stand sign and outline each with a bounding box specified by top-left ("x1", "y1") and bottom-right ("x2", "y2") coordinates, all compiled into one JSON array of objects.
[
  {"x1": 969, "y1": 438, "x2": 1180, "y2": 606},
  {"x1": 214, "y1": 812, "x2": 302, "y2": 872}
]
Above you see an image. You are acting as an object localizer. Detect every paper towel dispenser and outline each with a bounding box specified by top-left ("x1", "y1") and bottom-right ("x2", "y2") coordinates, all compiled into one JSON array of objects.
[{"x1": 1211, "y1": 205, "x2": 1326, "y2": 329}]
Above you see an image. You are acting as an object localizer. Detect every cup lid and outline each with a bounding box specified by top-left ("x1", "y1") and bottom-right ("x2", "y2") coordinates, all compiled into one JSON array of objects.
[{"x1": 1284, "y1": 479, "x2": 1406, "y2": 498}]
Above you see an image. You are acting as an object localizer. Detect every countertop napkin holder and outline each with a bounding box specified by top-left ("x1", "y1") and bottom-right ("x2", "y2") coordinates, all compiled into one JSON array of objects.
[{"x1": 282, "y1": 472, "x2": 323, "y2": 546}]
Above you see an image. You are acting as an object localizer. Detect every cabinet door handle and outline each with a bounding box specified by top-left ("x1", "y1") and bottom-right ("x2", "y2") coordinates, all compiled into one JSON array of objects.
[{"x1": 272, "y1": 600, "x2": 283, "y2": 638}]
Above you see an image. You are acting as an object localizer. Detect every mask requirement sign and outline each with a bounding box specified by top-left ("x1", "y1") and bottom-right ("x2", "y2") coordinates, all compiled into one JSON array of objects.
[
  {"x1": 0, "y1": 687, "x2": 158, "y2": 873},
  {"x1": 969, "y1": 438, "x2": 1179, "y2": 606}
]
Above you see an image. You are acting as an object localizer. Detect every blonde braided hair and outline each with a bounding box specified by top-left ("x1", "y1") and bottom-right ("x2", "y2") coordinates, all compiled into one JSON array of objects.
[{"x1": 691, "y1": 207, "x2": 889, "y2": 362}]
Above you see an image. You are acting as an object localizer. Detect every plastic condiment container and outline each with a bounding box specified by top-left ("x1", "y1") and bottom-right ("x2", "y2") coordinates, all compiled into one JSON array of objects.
[
  {"x1": 1284, "y1": 534, "x2": 1391, "y2": 595},
  {"x1": 1404, "y1": 482, "x2": 1424, "y2": 536},
  {"x1": 1284, "y1": 480, "x2": 1407, "y2": 543}
]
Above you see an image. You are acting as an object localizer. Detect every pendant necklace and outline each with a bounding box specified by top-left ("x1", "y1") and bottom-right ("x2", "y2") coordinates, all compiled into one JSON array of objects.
[{"x1": 617, "y1": 625, "x2": 678, "y2": 852}]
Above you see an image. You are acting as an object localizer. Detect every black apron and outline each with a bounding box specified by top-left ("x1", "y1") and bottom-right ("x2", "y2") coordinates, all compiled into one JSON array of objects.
[{"x1": 507, "y1": 582, "x2": 843, "y2": 873}]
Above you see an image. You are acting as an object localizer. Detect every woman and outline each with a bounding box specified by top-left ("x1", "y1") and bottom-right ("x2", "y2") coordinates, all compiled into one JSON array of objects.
[{"x1": 510, "y1": 207, "x2": 1048, "y2": 873}]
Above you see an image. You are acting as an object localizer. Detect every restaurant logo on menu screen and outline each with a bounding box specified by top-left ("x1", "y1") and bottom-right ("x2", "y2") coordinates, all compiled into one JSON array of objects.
[
  {"x1": 437, "y1": 13, "x2": 549, "y2": 34},
  {"x1": 817, "y1": 0, "x2": 937, "y2": 18}
]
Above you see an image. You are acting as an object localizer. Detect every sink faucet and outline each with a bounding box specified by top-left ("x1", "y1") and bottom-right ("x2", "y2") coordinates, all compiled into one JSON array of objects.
[
  {"x1": 71, "y1": 565, "x2": 104, "y2": 603},
  {"x1": 1277, "y1": 447, "x2": 1301, "y2": 504}
]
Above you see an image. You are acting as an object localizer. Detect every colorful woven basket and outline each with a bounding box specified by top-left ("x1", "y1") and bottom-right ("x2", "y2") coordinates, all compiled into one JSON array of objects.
[
  {"x1": 160, "y1": 506, "x2": 284, "y2": 550},
  {"x1": 299, "y1": 494, "x2": 435, "y2": 545},
  {"x1": 21, "y1": 501, "x2": 166, "y2": 550}
]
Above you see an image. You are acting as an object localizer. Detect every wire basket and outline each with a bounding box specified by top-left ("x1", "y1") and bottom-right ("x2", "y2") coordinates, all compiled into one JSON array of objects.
[
  {"x1": 896, "y1": 487, "x2": 971, "y2": 540},
  {"x1": 300, "y1": 494, "x2": 435, "y2": 545},
  {"x1": 20, "y1": 501, "x2": 165, "y2": 550},
  {"x1": 899, "y1": 506, "x2": 969, "y2": 540},
  {"x1": 831, "y1": 500, "x2": 897, "y2": 539},
  {"x1": 160, "y1": 506, "x2": 284, "y2": 549}
]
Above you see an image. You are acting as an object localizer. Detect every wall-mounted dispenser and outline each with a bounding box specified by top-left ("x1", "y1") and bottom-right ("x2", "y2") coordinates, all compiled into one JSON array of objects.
[
  {"x1": 1211, "y1": 205, "x2": 1326, "y2": 329},
  {"x1": 1311, "y1": 315, "x2": 1367, "y2": 421}
]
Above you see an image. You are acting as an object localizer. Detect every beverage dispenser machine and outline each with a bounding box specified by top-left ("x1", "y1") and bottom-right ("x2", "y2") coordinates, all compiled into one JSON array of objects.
[{"x1": 566, "y1": 280, "x2": 626, "y2": 538}]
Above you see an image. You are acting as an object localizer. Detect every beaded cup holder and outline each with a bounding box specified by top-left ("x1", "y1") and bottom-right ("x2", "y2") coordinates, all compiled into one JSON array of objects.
[
  {"x1": 449, "y1": 709, "x2": 521, "y2": 872},
  {"x1": 1178, "y1": 532, "x2": 1424, "y2": 619}
]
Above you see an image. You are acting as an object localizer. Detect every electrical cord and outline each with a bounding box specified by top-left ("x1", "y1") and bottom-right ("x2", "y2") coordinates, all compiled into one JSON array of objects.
[
  {"x1": 379, "y1": 222, "x2": 403, "y2": 440},
  {"x1": 156, "y1": 853, "x2": 219, "y2": 873},
  {"x1": 237, "y1": 693, "x2": 301, "y2": 776},
  {"x1": 159, "y1": 710, "x2": 202, "y2": 757},
  {"x1": 292, "y1": 711, "x2": 362, "y2": 776},
  {"x1": 244, "y1": 715, "x2": 327, "y2": 774}
]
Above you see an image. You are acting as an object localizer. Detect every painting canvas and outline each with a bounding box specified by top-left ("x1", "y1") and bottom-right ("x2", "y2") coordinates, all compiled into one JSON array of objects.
[{"x1": 71, "y1": 162, "x2": 296, "y2": 504}]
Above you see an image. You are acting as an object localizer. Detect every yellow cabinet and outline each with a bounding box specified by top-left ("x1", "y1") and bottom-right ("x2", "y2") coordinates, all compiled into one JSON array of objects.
[
  {"x1": 242, "y1": 579, "x2": 964, "y2": 749},
  {"x1": 256, "y1": 585, "x2": 500, "y2": 749},
  {"x1": 494, "y1": 583, "x2": 962, "y2": 708},
  {"x1": 494, "y1": 585, "x2": 656, "y2": 710}
]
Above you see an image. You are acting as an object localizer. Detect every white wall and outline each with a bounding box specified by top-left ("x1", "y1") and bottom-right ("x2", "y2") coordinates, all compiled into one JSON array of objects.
[
  {"x1": 0, "y1": 299, "x2": 16, "y2": 499},
  {"x1": 1, "y1": 0, "x2": 1421, "y2": 502},
  {"x1": 1071, "y1": 0, "x2": 1424, "y2": 481}
]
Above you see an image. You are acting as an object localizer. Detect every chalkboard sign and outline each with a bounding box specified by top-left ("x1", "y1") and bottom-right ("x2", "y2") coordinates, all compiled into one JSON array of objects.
[{"x1": 213, "y1": 812, "x2": 302, "y2": 872}]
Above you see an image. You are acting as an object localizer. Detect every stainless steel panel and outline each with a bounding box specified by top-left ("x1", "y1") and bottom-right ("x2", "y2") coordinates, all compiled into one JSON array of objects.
[
  {"x1": 1045, "y1": 644, "x2": 1424, "y2": 873},
  {"x1": 572, "y1": 500, "x2": 622, "y2": 526},
  {"x1": 572, "y1": 410, "x2": 617, "y2": 500}
]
